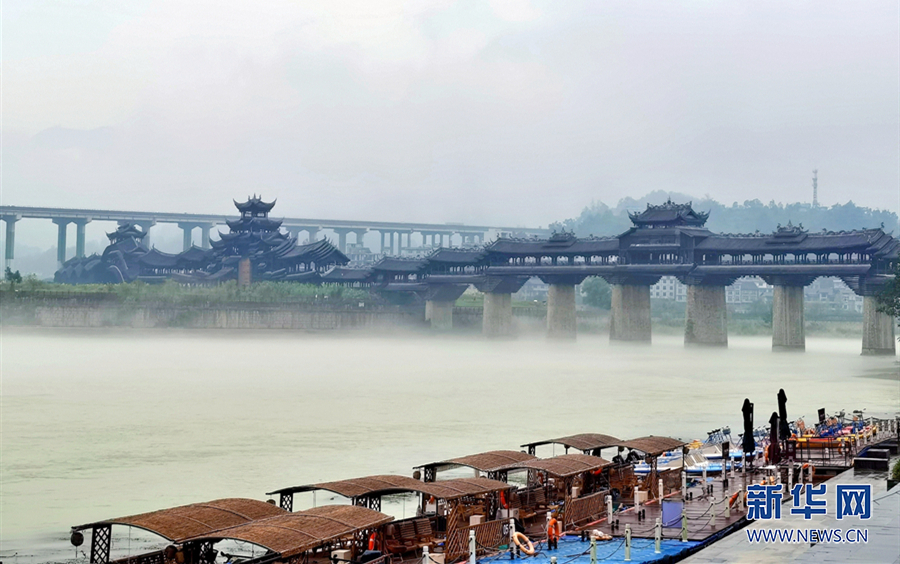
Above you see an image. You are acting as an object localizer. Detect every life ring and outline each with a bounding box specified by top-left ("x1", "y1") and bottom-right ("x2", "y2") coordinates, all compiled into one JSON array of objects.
[
  {"x1": 512, "y1": 532, "x2": 535, "y2": 555},
  {"x1": 537, "y1": 472, "x2": 546, "y2": 485},
  {"x1": 500, "y1": 490, "x2": 509, "y2": 509},
  {"x1": 368, "y1": 532, "x2": 377, "y2": 551}
]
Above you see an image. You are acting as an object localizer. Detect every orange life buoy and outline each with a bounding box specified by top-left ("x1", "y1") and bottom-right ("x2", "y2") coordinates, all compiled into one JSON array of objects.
[
  {"x1": 537, "y1": 472, "x2": 546, "y2": 485},
  {"x1": 728, "y1": 492, "x2": 741, "y2": 508},
  {"x1": 500, "y1": 490, "x2": 509, "y2": 509},
  {"x1": 368, "y1": 532, "x2": 377, "y2": 551},
  {"x1": 513, "y1": 532, "x2": 535, "y2": 556},
  {"x1": 548, "y1": 518, "x2": 560, "y2": 540}
]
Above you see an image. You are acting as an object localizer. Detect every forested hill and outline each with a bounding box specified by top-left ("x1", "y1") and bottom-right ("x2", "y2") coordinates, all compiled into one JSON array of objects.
[{"x1": 553, "y1": 190, "x2": 899, "y2": 237}]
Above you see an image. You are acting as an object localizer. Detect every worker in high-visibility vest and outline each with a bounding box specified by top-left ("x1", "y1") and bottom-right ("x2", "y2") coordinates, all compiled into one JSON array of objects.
[{"x1": 547, "y1": 513, "x2": 561, "y2": 550}]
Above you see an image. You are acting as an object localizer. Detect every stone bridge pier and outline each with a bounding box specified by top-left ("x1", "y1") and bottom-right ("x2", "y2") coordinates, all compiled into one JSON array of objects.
[
  {"x1": 424, "y1": 284, "x2": 468, "y2": 330},
  {"x1": 540, "y1": 274, "x2": 589, "y2": 340},
  {"x1": 854, "y1": 276, "x2": 896, "y2": 356},
  {"x1": 765, "y1": 276, "x2": 814, "y2": 351},
  {"x1": 680, "y1": 275, "x2": 735, "y2": 347},
  {"x1": 605, "y1": 275, "x2": 659, "y2": 343},
  {"x1": 476, "y1": 276, "x2": 529, "y2": 338}
]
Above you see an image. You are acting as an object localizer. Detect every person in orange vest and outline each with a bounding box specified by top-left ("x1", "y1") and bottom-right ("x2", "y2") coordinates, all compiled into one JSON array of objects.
[{"x1": 547, "y1": 513, "x2": 561, "y2": 550}]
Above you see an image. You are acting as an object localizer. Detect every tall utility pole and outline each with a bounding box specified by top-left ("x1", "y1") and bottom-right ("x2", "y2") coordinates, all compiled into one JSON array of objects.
[{"x1": 812, "y1": 169, "x2": 818, "y2": 207}]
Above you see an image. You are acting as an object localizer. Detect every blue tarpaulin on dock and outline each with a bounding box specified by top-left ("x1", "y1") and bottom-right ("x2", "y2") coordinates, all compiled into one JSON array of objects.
[{"x1": 495, "y1": 537, "x2": 702, "y2": 564}]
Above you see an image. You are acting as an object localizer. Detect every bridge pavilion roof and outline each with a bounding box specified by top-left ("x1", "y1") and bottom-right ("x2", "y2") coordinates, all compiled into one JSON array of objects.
[
  {"x1": 183, "y1": 505, "x2": 393, "y2": 560},
  {"x1": 617, "y1": 436, "x2": 686, "y2": 457},
  {"x1": 694, "y1": 226, "x2": 899, "y2": 258},
  {"x1": 279, "y1": 238, "x2": 350, "y2": 265},
  {"x1": 485, "y1": 234, "x2": 618, "y2": 257},
  {"x1": 136, "y1": 248, "x2": 181, "y2": 268},
  {"x1": 627, "y1": 200, "x2": 709, "y2": 227},
  {"x1": 497, "y1": 454, "x2": 612, "y2": 478},
  {"x1": 370, "y1": 257, "x2": 429, "y2": 273},
  {"x1": 71, "y1": 498, "x2": 286, "y2": 540},
  {"x1": 416, "y1": 450, "x2": 538, "y2": 474},
  {"x1": 521, "y1": 433, "x2": 623, "y2": 453},
  {"x1": 320, "y1": 266, "x2": 372, "y2": 282},
  {"x1": 427, "y1": 247, "x2": 488, "y2": 265},
  {"x1": 267, "y1": 475, "x2": 511, "y2": 501}
]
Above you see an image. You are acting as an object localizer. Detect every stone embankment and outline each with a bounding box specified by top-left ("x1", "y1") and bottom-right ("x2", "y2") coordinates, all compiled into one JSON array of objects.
[{"x1": 0, "y1": 294, "x2": 425, "y2": 330}]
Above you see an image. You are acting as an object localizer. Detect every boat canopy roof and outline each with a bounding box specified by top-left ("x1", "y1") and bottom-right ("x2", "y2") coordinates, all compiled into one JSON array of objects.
[
  {"x1": 415, "y1": 450, "x2": 537, "y2": 473},
  {"x1": 521, "y1": 433, "x2": 623, "y2": 452},
  {"x1": 71, "y1": 498, "x2": 285, "y2": 541},
  {"x1": 618, "y1": 436, "x2": 686, "y2": 457},
  {"x1": 267, "y1": 475, "x2": 511, "y2": 501},
  {"x1": 184, "y1": 505, "x2": 392, "y2": 559},
  {"x1": 500, "y1": 454, "x2": 612, "y2": 478}
]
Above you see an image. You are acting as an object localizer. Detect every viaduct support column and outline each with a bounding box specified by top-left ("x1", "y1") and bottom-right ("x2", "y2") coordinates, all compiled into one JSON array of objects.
[
  {"x1": 53, "y1": 218, "x2": 71, "y2": 267},
  {"x1": 178, "y1": 223, "x2": 195, "y2": 251},
  {"x1": 74, "y1": 218, "x2": 91, "y2": 258},
  {"x1": 770, "y1": 281, "x2": 807, "y2": 351},
  {"x1": 332, "y1": 229, "x2": 350, "y2": 253},
  {"x1": 607, "y1": 277, "x2": 656, "y2": 342},
  {"x1": 307, "y1": 227, "x2": 319, "y2": 243},
  {"x1": 683, "y1": 283, "x2": 729, "y2": 347},
  {"x1": 3, "y1": 215, "x2": 19, "y2": 270},
  {"x1": 200, "y1": 223, "x2": 215, "y2": 249}
]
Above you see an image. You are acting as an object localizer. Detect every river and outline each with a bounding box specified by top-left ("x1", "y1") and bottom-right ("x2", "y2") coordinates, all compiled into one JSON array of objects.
[{"x1": 1, "y1": 327, "x2": 897, "y2": 562}]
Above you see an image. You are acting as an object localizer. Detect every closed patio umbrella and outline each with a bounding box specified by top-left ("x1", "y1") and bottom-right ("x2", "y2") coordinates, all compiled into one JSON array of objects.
[
  {"x1": 741, "y1": 398, "x2": 756, "y2": 459},
  {"x1": 768, "y1": 412, "x2": 780, "y2": 465},
  {"x1": 777, "y1": 389, "x2": 790, "y2": 442}
]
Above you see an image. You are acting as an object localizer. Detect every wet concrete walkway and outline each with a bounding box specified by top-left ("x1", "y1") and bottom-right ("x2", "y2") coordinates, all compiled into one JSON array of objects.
[{"x1": 682, "y1": 463, "x2": 899, "y2": 564}]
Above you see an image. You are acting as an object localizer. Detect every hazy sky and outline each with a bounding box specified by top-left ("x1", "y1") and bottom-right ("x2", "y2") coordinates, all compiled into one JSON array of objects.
[{"x1": 4, "y1": 0, "x2": 899, "y2": 228}]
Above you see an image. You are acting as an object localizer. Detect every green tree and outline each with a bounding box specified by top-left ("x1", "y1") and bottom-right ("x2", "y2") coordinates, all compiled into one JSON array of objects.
[
  {"x1": 875, "y1": 263, "x2": 900, "y2": 319},
  {"x1": 580, "y1": 276, "x2": 611, "y2": 309},
  {"x1": 4, "y1": 267, "x2": 22, "y2": 285}
]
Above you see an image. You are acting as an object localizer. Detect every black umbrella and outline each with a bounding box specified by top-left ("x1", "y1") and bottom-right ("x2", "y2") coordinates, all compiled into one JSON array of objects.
[
  {"x1": 742, "y1": 398, "x2": 756, "y2": 457},
  {"x1": 777, "y1": 389, "x2": 790, "y2": 442},
  {"x1": 769, "y1": 412, "x2": 780, "y2": 465}
]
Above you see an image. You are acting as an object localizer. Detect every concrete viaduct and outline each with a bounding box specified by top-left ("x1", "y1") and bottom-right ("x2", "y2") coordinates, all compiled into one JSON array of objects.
[{"x1": 0, "y1": 204, "x2": 551, "y2": 268}]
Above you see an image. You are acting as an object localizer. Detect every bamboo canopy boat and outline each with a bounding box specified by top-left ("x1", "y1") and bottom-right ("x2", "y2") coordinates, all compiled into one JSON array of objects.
[
  {"x1": 267, "y1": 475, "x2": 513, "y2": 562},
  {"x1": 414, "y1": 450, "x2": 537, "y2": 482}
]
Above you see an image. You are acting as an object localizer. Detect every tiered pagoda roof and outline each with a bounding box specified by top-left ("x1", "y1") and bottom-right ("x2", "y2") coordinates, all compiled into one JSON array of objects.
[
  {"x1": 628, "y1": 199, "x2": 709, "y2": 227},
  {"x1": 106, "y1": 223, "x2": 147, "y2": 244}
]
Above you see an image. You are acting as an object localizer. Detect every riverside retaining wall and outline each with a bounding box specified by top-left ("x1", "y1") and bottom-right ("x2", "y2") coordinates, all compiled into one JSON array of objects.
[{"x1": 0, "y1": 297, "x2": 425, "y2": 330}]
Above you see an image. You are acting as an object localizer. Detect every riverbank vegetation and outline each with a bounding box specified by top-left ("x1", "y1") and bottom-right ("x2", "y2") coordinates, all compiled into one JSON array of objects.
[{"x1": 0, "y1": 278, "x2": 370, "y2": 305}]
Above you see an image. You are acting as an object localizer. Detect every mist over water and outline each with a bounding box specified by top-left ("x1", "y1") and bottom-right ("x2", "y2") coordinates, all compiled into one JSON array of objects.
[{"x1": 2, "y1": 328, "x2": 898, "y2": 562}]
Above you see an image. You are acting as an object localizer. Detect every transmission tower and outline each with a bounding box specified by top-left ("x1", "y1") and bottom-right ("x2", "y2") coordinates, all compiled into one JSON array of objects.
[{"x1": 812, "y1": 169, "x2": 818, "y2": 207}]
